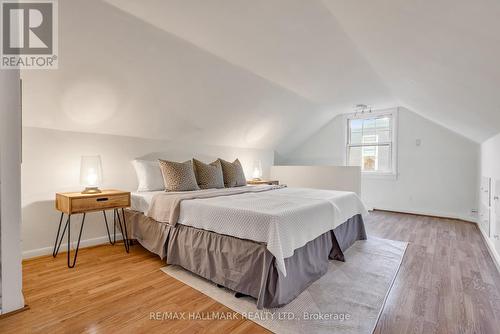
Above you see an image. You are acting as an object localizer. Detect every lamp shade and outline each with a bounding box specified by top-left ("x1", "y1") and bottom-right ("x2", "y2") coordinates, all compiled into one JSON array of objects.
[
  {"x1": 252, "y1": 160, "x2": 263, "y2": 180},
  {"x1": 80, "y1": 155, "x2": 103, "y2": 188}
]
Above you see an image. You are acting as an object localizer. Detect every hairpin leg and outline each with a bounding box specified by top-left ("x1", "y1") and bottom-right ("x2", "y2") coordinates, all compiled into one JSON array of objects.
[
  {"x1": 121, "y1": 208, "x2": 131, "y2": 247},
  {"x1": 53, "y1": 212, "x2": 64, "y2": 257},
  {"x1": 67, "y1": 213, "x2": 86, "y2": 268},
  {"x1": 115, "y1": 209, "x2": 129, "y2": 253},
  {"x1": 53, "y1": 213, "x2": 69, "y2": 257},
  {"x1": 103, "y1": 210, "x2": 114, "y2": 245},
  {"x1": 113, "y1": 209, "x2": 117, "y2": 244}
]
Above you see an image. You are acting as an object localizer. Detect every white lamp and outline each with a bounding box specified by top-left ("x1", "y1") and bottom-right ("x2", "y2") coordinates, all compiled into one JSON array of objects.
[
  {"x1": 80, "y1": 155, "x2": 103, "y2": 194},
  {"x1": 252, "y1": 160, "x2": 263, "y2": 181}
]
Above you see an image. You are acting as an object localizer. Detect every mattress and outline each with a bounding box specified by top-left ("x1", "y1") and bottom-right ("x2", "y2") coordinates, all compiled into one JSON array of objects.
[
  {"x1": 134, "y1": 186, "x2": 367, "y2": 276},
  {"x1": 131, "y1": 190, "x2": 164, "y2": 213},
  {"x1": 131, "y1": 186, "x2": 261, "y2": 213}
]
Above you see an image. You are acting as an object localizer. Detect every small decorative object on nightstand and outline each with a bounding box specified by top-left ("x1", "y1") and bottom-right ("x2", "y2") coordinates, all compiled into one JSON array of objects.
[
  {"x1": 54, "y1": 189, "x2": 131, "y2": 268},
  {"x1": 247, "y1": 179, "x2": 279, "y2": 186}
]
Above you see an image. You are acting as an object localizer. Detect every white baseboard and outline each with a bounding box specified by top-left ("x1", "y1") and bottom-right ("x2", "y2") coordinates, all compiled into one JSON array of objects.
[
  {"x1": 478, "y1": 227, "x2": 500, "y2": 274},
  {"x1": 370, "y1": 206, "x2": 477, "y2": 223},
  {"x1": 22, "y1": 234, "x2": 123, "y2": 259}
]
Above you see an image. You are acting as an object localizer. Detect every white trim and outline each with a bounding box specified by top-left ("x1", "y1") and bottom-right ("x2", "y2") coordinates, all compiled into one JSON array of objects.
[
  {"x1": 22, "y1": 233, "x2": 123, "y2": 259},
  {"x1": 369, "y1": 206, "x2": 477, "y2": 223},
  {"x1": 478, "y1": 226, "x2": 500, "y2": 274},
  {"x1": 345, "y1": 107, "x2": 399, "y2": 177},
  {"x1": 0, "y1": 70, "x2": 24, "y2": 314},
  {"x1": 362, "y1": 172, "x2": 398, "y2": 180}
]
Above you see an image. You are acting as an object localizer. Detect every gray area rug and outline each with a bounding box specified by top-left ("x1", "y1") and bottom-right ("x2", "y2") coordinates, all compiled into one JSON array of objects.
[{"x1": 161, "y1": 237, "x2": 407, "y2": 334}]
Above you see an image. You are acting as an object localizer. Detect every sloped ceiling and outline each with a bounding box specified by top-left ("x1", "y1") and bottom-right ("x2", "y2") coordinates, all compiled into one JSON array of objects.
[
  {"x1": 104, "y1": 0, "x2": 392, "y2": 105},
  {"x1": 22, "y1": 0, "x2": 320, "y2": 150},
  {"x1": 23, "y1": 0, "x2": 499, "y2": 156},
  {"x1": 102, "y1": 0, "x2": 397, "y2": 152},
  {"x1": 322, "y1": 0, "x2": 500, "y2": 142}
]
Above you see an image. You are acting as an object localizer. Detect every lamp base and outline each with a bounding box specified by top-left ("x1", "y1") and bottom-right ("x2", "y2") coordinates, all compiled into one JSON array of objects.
[{"x1": 82, "y1": 187, "x2": 102, "y2": 194}]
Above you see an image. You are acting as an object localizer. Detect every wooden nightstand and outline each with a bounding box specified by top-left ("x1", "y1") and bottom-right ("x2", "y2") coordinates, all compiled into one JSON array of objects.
[
  {"x1": 54, "y1": 189, "x2": 131, "y2": 268},
  {"x1": 247, "y1": 179, "x2": 279, "y2": 185}
]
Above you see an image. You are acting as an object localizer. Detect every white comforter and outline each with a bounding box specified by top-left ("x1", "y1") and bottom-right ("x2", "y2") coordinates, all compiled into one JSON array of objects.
[{"x1": 177, "y1": 187, "x2": 368, "y2": 277}]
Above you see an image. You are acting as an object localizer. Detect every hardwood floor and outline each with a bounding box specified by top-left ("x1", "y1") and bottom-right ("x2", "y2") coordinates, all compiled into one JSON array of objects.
[
  {"x1": 1, "y1": 211, "x2": 499, "y2": 333},
  {"x1": 369, "y1": 211, "x2": 500, "y2": 334}
]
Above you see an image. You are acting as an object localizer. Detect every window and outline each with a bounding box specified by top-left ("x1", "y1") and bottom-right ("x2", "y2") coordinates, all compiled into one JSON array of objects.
[{"x1": 346, "y1": 110, "x2": 397, "y2": 175}]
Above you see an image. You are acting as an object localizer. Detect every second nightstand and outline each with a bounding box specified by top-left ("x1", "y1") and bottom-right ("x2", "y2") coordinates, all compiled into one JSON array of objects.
[
  {"x1": 247, "y1": 179, "x2": 279, "y2": 185},
  {"x1": 54, "y1": 189, "x2": 131, "y2": 268}
]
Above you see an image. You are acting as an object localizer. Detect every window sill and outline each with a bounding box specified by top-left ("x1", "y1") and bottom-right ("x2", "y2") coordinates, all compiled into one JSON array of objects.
[{"x1": 362, "y1": 172, "x2": 398, "y2": 180}]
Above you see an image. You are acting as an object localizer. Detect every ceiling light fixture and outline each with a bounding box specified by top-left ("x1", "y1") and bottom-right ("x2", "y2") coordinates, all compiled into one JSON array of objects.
[{"x1": 353, "y1": 104, "x2": 372, "y2": 118}]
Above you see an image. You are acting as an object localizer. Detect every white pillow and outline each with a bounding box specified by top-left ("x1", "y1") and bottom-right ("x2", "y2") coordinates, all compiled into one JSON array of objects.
[{"x1": 132, "y1": 160, "x2": 165, "y2": 192}]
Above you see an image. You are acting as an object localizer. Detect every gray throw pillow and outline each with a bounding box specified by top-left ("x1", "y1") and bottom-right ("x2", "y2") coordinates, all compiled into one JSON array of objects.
[
  {"x1": 193, "y1": 158, "x2": 224, "y2": 189},
  {"x1": 218, "y1": 158, "x2": 247, "y2": 187},
  {"x1": 158, "y1": 159, "x2": 200, "y2": 192}
]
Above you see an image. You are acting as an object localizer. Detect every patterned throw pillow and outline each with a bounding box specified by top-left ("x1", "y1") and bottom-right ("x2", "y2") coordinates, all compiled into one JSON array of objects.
[
  {"x1": 193, "y1": 158, "x2": 224, "y2": 189},
  {"x1": 218, "y1": 158, "x2": 247, "y2": 187},
  {"x1": 158, "y1": 159, "x2": 200, "y2": 192}
]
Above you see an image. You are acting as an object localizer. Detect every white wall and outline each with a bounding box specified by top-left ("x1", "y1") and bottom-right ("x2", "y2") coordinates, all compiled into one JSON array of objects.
[
  {"x1": 19, "y1": 0, "x2": 282, "y2": 259},
  {"x1": 279, "y1": 107, "x2": 479, "y2": 221},
  {"x1": 0, "y1": 70, "x2": 24, "y2": 313},
  {"x1": 270, "y1": 165, "x2": 361, "y2": 195},
  {"x1": 480, "y1": 133, "x2": 500, "y2": 259},
  {"x1": 21, "y1": 127, "x2": 273, "y2": 257}
]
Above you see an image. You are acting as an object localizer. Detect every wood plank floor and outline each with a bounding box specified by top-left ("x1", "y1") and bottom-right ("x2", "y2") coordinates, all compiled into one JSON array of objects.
[{"x1": 1, "y1": 211, "x2": 499, "y2": 333}]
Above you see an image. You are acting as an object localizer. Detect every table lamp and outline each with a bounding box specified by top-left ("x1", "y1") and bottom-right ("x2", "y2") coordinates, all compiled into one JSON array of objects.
[
  {"x1": 80, "y1": 155, "x2": 103, "y2": 194},
  {"x1": 252, "y1": 160, "x2": 263, "y2": 181}
]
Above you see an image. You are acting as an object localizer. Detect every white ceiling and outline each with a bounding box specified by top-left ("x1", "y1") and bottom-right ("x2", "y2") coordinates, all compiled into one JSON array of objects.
[
  {"x1": 102, "y1": 0, "x2": 397, "y2": 152},
  {"x1": 104, "y1": 0, "x2": 393, "y2": 105},
  {"x1": 322, "y1": 0, "x2": 500, "y2": 142},
  {"x1": 23, "y1": 0, "x2": 500, "y2": 154}
]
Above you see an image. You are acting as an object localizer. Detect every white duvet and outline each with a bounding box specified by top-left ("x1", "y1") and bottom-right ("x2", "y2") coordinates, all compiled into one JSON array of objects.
[{"x1": 177, "y1": 187, "x2": 368, "y2": 277}]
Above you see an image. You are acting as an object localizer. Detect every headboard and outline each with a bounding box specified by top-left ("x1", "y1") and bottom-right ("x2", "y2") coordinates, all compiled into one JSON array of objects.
[{"x1": 270, "y1": 165, "x2": 361, "y2": 195}]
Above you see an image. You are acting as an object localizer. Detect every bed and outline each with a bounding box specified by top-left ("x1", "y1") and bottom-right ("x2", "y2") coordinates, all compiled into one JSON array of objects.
[{"x1": 125, "y1": 185, "x2": 368, "y2": 309}]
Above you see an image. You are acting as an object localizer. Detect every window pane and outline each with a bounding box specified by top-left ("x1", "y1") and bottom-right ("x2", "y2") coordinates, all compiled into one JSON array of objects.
[
  {"x1": 349, "y1": 119, "x2": 363, "y2": 144},
  {"x1": 363, "y1": 118, "x2": 376, "y2": 129},
  {"x1": 362, "y1": 128, "x2": 376, "y2": 138},
  {"x1": 350, "y1": 119, "x2": 363, "y2": 130},
  {"x1": 362, "y1": 134, "x2": 378, "y2": 144},
  {"x1": 375, "y1": 117, "x2": 390, "y2": 130},
  {"x1": 350, "y1": 130, "x2": 363, "y2": 144},
  {"x1": 348, "y1": 145, "x2": 392, "y2": 172},
  {"x1": 362, "y1": 146, "x2": 377, "y2": 171},
  {"x1": 375, "y1": 129, "x2": 391, "y2": 142},
  {"x1": 348, "y1": 147, "x2": 362, "y2": 167},
  {"x1": 348, "y1": 115, "x2": 392, "y2": 145}
]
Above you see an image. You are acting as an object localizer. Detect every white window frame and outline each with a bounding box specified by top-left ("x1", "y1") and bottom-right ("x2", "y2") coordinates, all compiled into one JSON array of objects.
[{"x1": 345, "y1": 108, "x2": 398, "y2": 179}]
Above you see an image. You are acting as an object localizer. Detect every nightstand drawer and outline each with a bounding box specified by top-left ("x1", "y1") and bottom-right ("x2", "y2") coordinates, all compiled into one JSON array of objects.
[{"x1": 71, "y1": 194, "x2": 130, "y2": 213}]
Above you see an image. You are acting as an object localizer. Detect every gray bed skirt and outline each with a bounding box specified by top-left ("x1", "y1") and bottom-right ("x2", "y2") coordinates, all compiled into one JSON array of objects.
[{"x1": 125, "y1": 210, "x2": 367, "y2": 309}]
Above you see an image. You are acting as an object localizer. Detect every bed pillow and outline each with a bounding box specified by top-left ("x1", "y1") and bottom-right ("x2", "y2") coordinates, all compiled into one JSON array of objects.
[
  {"x1": 193, "y1": 158, "x2": 224, "y2": 189},
  {"x1": 158, "y1": 159, "x2": 200, "y2": 192},
  {"x1": 131, "y1": 159, "x2": 165, "y2": 192},
  {"x1": 218, "y1": 158, "x2": 247, "y2": 187}
]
